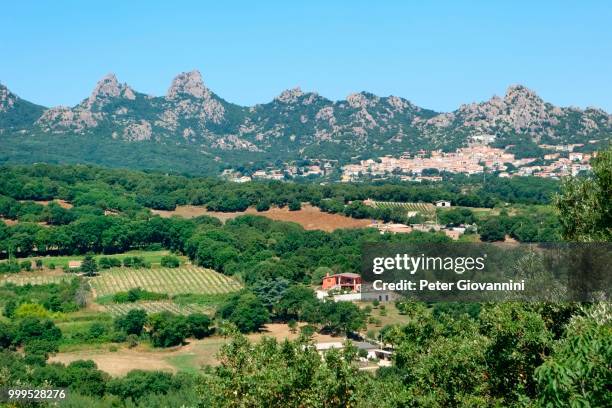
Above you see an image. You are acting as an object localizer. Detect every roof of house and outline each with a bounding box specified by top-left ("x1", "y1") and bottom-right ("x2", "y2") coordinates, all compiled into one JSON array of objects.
[
  {"x1": 353, "y1": 341, "x2": 377, "y2": 350},
  {"x1": 326, "y1": 272, "x2": 361, "y2": 279}
]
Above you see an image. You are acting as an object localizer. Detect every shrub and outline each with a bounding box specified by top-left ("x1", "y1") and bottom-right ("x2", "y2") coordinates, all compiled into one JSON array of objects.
[
  {"x1": 160, "y1": 255, "x2": 180, "y2": 268},
  {"x1": 14, "y1": 303, "x2": 51, "y2": 319},
  {"x1": 186, "y1": 313, "x2": 213, "y2": 339},
  {"x1": 288, "y1": 199, "x2": 301, "y2": 211},
  {"x1": 300, "y1": 324, "x2": 316, "y2": 337},
  {"x1": 99, "y1": 257, "x2": 121, "y2": 269},
  {"x1": 256, "y1": 200, "x2": 270, "y2": 212},
  {"x1": 126, "y1": 334, "x2": 139, "y2": 348},
  {"x1": 148, "y1": 312, "x2": 190, "y2": 347},
  {"x1": 113, "y1": 288, "x2": 169, "y2": 303},
  {"x1": 20, "y1": 260, "x2": 32, "y2": 271},
  {"x1": 88, "y1": 322, "x2": 107, "y2": 339},
  {"x1": 114, "y1": 309, "x2": 147, "y2": 336}
]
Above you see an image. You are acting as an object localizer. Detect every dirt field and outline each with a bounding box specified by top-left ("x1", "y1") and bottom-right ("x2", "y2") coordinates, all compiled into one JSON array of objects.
[
  {"x1": 152, "y1": 204, "x2": 372, "y2": 232},
  {"x1": 0, "y1": 217, "x2": 18, "y2": 226},
  {"x1": 50, "y1": 323, "x2": 343, "y2": 376}
]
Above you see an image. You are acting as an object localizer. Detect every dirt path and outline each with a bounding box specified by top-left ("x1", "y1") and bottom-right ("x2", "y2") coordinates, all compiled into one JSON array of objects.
[{"x1": 50, "y1": 324, "x2": 344, "y2": 376}]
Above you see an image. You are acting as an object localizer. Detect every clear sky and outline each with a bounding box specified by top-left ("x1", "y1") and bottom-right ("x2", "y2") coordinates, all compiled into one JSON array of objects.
[{"x1": 2, "y1": 1, "x2": 611, "y2": 112}]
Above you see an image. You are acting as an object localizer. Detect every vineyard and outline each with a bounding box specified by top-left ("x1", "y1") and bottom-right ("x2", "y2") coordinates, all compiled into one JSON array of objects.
[
  {"x1": 102, "y1": 301, "x2": 212, "y2": 316},
  {"x1": 0, "y1": 273, "x2": 73, "y2": 286},
  {"x1": 90, "y1": 266, "x2": 242, "y2": 297},
  {"x1": 370, "y1": 201, "x2": 436, "y2": 217}
]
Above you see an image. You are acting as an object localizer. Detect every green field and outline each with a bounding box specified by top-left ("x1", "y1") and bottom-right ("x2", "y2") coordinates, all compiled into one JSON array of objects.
[
  {"x1": 102, "y1": 301, "x2": 213, "y2": 316},
  {"x1": 0, "y1": 273, "x2": 73, "y2": 286},
  {"x1": 370, "y1": 200, "x2": 436, "y2": 217},
  {"x1": 90, "y1": 266, "x2": 242, "y2": 297},
  {"x1": 2, "y1": 250, "x2": 180, "y2": 269}
]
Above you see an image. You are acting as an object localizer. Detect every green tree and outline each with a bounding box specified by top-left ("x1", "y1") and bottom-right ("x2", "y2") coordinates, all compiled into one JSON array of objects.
[
  {"x1": 81, "y1": 254, "x2": 98, "y2": 276},
  {"x1": 160, "y1": 255, "x2": 180, "y2": 268},
  {"x1": 186, "y1": 313, "x2": 213, "y2": 339},
  {"x1": 479, "y1": 218, "x2": 506, "y2": 242},
  {"x1": 114, "y1": 309, "x2": 147, "y2": 336},
  {"x1": 535, "y1": 303, "x2": 611, "y2": 407},
  {"x1": 217, "y1": 291, "x2": 269, "y2": 333},
  {"x1": 555, "y1": 147, "x2": 611, "y2": 241},
  {"x1": 148, "y1": 312, "x2": 190, "y2": 347}
]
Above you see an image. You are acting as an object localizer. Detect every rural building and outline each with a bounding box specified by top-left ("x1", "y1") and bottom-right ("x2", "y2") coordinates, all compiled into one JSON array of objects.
[
  {"x1": 434, "y1": 200, "x2": 451, "y2": 207},
  {"x1": 443, "y1": 229, "x2": 462, "y2": 240},
  {"x1": 68, "y1": 260, "x2": 82, "y2": 269},
  {"x1": 322, "y1": 272, "x2": 362, "y2": 292}
]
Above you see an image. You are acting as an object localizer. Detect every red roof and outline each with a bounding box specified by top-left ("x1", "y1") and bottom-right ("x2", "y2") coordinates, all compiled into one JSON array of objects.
[{"x1": 328, "y1": 273, "x2": 360, "y2": 278}]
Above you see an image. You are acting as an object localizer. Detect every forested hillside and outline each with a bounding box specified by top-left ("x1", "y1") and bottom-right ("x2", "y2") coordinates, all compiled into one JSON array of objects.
[{"x1": 1, "y1": 73, "x2": 610, "y2": 173}]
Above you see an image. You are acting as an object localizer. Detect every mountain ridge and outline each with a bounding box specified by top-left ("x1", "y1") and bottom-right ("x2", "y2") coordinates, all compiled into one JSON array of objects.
[{"x1": 0, "y1": 71, "x2": 610, "y2": 172}]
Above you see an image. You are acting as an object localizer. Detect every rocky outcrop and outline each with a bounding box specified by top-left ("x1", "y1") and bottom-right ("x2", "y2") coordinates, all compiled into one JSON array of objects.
[
  {"x1": 0, "y1": 84, "x2": 16, "y2": 112},
  {"x1": 167, "y1": 70, "x2": 210, "y2": 99},
  {"x1": 162, "y1": 70, "x2": 225, "y2": 124},
  {"x1": 4, "y1": 72, "x2": 609, "y2": 155}
]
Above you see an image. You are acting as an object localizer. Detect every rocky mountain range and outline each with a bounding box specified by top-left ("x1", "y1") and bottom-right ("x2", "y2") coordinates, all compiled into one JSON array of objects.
[{"x1": 0, "y1": 70, "x2": 610, "y2": 171}]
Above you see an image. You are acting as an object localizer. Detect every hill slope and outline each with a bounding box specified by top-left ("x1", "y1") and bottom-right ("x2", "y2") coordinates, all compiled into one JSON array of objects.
[{"x1": 0, "y1": 71, "x2": 609, "y2": 174}]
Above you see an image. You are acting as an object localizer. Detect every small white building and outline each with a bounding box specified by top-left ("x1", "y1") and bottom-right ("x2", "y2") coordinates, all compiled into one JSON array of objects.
[{"x1": 434, "y1": 200, "x2": 451, "y2": 207}]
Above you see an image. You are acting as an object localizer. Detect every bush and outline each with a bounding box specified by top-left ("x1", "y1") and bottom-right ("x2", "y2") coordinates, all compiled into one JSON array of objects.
[
  {"x1": 148, "y1": 312, "x2": 190, "y2": 347},
  {"x1": 300, "y1": 324, "x2": 316, "y2": 337},
  {"x1": 122, "y1": 256, "x2": 149, "y2": 268},
  {"x1": 256, "y1": 200, "x2": 270, "y2": 212},
  {"x1": 99, "y1": 257, "x2": 121, "y2": 269},
  {"x1": 126, "y1": 334, "x2": 139, "y2": 348},
  {"x1": 160, "y1": 255, "x2": 180, "y2": 268},
  {"x1": 186, "y1": 313, "x2": 212, "y2": 339},
  {"x1": 288, "y1": 199, "x2": 301, "y2": 211},
  {"x1": 216, "y1": 292, "x2": 269, "y2": 333},
  {"x1": 88, "y1": 322, "x2": 108, "y2": 339},
  {"x1": 15, "y1": 317, "x2": 62, "y2": 345},
  {"x1": 114, "y1": 309, "x2": 147, "y2": 336},
  {"x1": 20, "y1": 260, "x2": 32, "y2": 271},
  {"x1": 14, "y1": 303, "x2": 51, "y2": 319},
  {"x1": 48, "y1": 262, "x2": 56, "y2": 270},
  {"x1": 0, "y1": 261, "x2": 20, "y2": 273},
  {"x1": 113, "y1": 288, "x2": 169, "y2": 303}
]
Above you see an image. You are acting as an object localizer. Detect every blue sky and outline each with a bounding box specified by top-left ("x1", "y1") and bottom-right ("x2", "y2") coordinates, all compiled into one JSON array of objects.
[{"x1": 2, "y1": 1, "x2": 611, "y2": 112}]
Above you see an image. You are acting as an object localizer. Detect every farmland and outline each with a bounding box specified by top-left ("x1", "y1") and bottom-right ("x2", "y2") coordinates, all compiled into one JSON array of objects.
[
  {"x1": 0, "y1": 271, "x2": 72, "y2": 286},
  {"x1": 2, "y1": 250, "x2": 178, "y2": 270},
  {"x1": 90, "y1": 266, "x2": 241, "y2": 297},
  {"x1": 152, "y1": 204, "x2": 373, "y2": 232},
  {"x1": 368, "y1": 200, "x2": 436, "y2": 218},
  {"x1": 101, "y1": 301, "x2": 212, "y2": 316}
]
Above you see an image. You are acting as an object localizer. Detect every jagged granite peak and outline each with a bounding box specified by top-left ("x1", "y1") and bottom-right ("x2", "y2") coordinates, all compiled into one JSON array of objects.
[
  {"x1": 85, "y1": 73, "x2": 136, "y2": 108},
  {"x1": 2, "y1": 74, "x2": 609, "y2": 158},
  {"x1": 167, "y1": 70, "x2": 211, "y2": 99},
  {"x1": 346, "y1": 92, "x2": 380, "y2": 109},
  {"x1": 275, "y1": 87, "x2": 304, "y2": 103},
  {"x1": 0, "y1": 82, "x2": 16, "y2": 112}
]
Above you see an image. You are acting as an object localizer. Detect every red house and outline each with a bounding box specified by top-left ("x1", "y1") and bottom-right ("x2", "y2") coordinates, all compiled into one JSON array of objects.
[{"x1": 322, "y1": 272, "x2": 362, "y2": 292}]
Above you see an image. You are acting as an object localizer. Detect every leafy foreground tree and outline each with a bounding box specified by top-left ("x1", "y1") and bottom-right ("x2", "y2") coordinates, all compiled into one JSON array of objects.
[
  {"x1": 555, "y1": 146, "x2": 611, "y2": 241},
  {"x1": 197, "y1": 334, "x2": 399, "y2": 408},
  {"x1": 536, "y1": 302, "x2": 612, "y2": 407}
]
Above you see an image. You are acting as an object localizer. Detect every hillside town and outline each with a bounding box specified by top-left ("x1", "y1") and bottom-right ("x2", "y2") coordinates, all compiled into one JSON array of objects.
[
  {"x1": 341, "y1": 144, "x2": 595, "y2": 182},
  {"x1": 221, "y1": 143, "x2": 596, "y2": 183}
]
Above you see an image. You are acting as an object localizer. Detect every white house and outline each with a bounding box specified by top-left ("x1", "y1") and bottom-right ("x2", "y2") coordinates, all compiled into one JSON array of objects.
[{"x1": 434, "y1": 200, "x2": 451, "y2": 207}]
